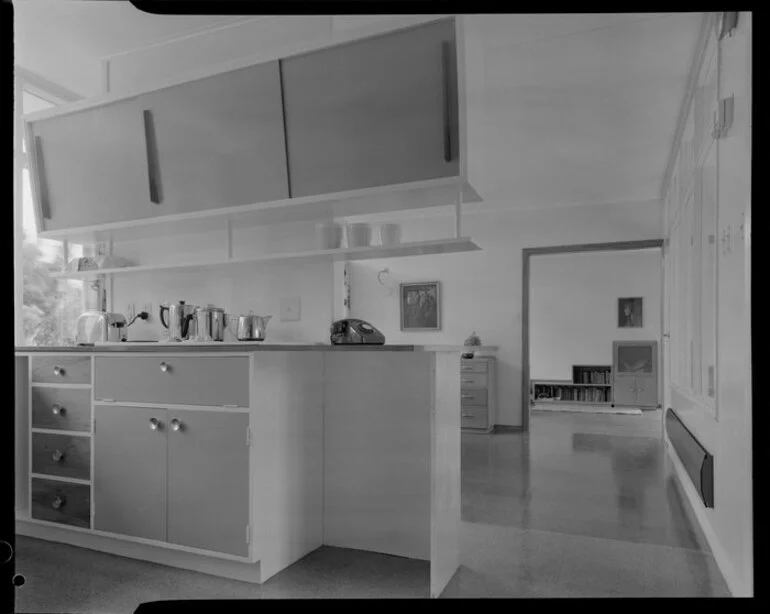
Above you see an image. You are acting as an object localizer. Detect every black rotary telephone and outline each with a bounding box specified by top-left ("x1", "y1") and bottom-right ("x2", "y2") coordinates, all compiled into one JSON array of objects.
[{"x1": 330, "y1": 319, "x2": 386, "y2": 345}]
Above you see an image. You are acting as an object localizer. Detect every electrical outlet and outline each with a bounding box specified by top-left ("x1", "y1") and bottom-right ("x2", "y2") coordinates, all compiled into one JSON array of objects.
[{"x1": 280, "y1": 297, "x2": 301, "y2": 322}]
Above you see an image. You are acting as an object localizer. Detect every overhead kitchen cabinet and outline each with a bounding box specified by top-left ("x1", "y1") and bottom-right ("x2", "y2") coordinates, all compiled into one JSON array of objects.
[
  {"x1": 93, "y1": 404, "x2": 250, "y2": 557},
  {"x1": 137, "y1": 61, "x2": 289, "y2": 216},
  {"x1": 281, "y1": 18, "x2": 460, "y2": 198},
  {"x1": 25, "y1": 97, "x2": 150, "y2": 231}
]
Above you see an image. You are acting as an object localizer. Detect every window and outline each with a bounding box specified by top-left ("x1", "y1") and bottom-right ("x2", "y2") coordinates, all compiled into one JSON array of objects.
[{"x1": 15, "y1": 82, "x2": 90, "y2": 346}]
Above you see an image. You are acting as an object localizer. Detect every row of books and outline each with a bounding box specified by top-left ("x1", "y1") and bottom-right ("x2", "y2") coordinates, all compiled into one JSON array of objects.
[
  {"x1": 534, "y1": 385, "x2": 611, "y2": 404},
  {"x1": 573, "y1": 368, "x2": 612, "y2": 385}
]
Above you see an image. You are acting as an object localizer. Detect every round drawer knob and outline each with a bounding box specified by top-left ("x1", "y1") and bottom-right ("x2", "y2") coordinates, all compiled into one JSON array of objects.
[
  {"x1": 169, "y1": 418, "x2": 182, "y2": 432},
  {"x1": 52, "y1": 404, "x2": 65, "y2": 416},
  {"x1": 160, "y1": 362, "x2": 169, "y2": 372},
  {"x1": 52, "y1": 450, "x2": 65, "y2": 462},
  {"x1": 53, "y1": 366, "x2": 65, "y2": 376},
  {"x1": 51, "y1": 496, "x2": 65, "y2": 510},
  {"x1": 149, "y1": 417, "x2": 160, "y2": 431}
]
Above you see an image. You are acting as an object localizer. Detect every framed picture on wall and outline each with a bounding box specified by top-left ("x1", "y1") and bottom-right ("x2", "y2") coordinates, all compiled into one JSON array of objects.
[
  {"x1": 400, "y1": 282, "x2": 441, "y2": 331},
  {"x1": 618, "y1": 297, "x2": 643, "y2": 328}
]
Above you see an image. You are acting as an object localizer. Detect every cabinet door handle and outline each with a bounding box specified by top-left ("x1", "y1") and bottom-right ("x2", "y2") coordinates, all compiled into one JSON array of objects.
[
  {"x1": 53, "y1": 365, "x2": 65, "y2": 377},
  {"x1": 33, "y1": 135, "x2": 52, "y2": 220},
  {"x1": 461, "y1": 394, "x2": 474, "y2": 399},
  {"x1": 159, "y1": 361, "x2": 169, "y2": 372},
  {"x1": 149, "y1": 417, "x2": 161, "y2": 431},
  {"x1": 169, "y1": 418, "x2": 182, "y2": 432},
  {"x1": 441, "y1": 40, "x2": 453, "y2": 162},
  {"x1": 51, "y1": 496, "x2": 64, "y2": 510},
  {"x1": 462, "y1": 378, "x2": 474, "y2": 383},
  {"x1": 52, "y1": 450, "x2": 65, "y2": 463},
  {"x1": 143, "y1": 109, "x2": 163, "y2": 204},
  {"x1": 461, "y1": 366, "x2": 474, "y2": 372},
  {"x1": 51, "y1": 404, "x2": 65, "y2": 416}
]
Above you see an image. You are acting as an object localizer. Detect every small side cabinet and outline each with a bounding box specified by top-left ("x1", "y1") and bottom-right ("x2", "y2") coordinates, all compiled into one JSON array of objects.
[
  {"x1": 612, "y1": 341, "x2": 659, "y2": 409},
  {"x1": 460, "y1": 357, "x2": 496, "y2": 433}
]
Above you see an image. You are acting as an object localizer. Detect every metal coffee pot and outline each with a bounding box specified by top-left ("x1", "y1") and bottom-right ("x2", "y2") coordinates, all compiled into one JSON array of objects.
[
  {"x1": 194, "y1": 304, "x2": 228, "y2": 342},
  {"x1": 159, "y1": 300, "x2": 197, "y2": 342},
  {"x1": 227, "y1": 312, "x2": 272, "y2": 341}
]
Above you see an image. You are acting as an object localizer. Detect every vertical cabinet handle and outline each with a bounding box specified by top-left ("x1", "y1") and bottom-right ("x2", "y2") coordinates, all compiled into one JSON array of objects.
[
  {"x1": 143, "y1": 109, "x2": 163, "y2": 204},
  {"x1": 441, "y1": 40, "x2": 453, "y2": 162},
  {"x1": 33, "y1": 135, "x2": 52, "y2": 220}
]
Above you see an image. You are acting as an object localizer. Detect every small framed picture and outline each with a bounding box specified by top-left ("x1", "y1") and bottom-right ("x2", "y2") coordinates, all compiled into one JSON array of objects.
[
  {"x1": 400, "y1": 281, "x2": 441, "y2": 331},
  {"x1": 618, "y1": 297, "x2": 643, "y2": 328}
]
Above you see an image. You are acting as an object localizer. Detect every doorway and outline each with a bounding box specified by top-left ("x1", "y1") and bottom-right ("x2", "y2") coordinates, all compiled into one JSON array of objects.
[{"x1": 521, "y1": 240, "x2": 664, "y2": 431}]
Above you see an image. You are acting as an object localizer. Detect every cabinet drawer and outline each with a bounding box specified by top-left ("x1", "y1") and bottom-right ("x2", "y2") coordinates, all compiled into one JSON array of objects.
[
  {"x1": 32, "y1": 387, "x2": 91, "y2": 432},
  {"x1": 32, "y1": 433, "x2": 90, "y2": 480},
  {"x1": 460, "y1": 373, "x2": 487, "y2": 388},
  {"x1": 460, "y1": 360, "x2": 488, "y2": 373},
  {"x1": 31, "y1": 478, "x2": 90, "y2": 528},
  {"x1": 461, "y1": 406, "x2": 488, "y2": 430},
  {"x1": 460, "y1": 388, "x2": 487, "y2": 406},
  {"x1": 31, "y1": 356, "x2": 91, "y2": 384},
  {"x1": 94, "y1": 356, "x2": 249, "y2": 408}
]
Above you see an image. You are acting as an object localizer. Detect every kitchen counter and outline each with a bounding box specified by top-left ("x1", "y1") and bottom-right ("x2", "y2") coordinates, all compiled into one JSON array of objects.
[{"x1": 14, "y1": 343, "x2": 483, "y2": 353}]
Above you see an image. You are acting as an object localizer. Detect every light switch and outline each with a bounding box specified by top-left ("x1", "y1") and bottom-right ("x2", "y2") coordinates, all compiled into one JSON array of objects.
[{"x1": 280, "y1": 297, "x2": 301, "y2": 322}]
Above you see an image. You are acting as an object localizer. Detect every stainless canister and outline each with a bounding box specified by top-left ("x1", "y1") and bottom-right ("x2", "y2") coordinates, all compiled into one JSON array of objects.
[{"x1": 194, "y1": 305, "x2": 227, "y2": 342}]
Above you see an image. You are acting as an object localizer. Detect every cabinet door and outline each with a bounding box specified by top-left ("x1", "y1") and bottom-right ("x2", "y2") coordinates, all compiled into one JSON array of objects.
[
  {"x1": 166, "y1": 410, "x2": 250, "y2": 557},
  {"x1": 613, "y1": 375, "x2": 637, "y2": 406},
  {"x1": 93, "y1": 405, "x2": 167, "y2": 542},
  {"x1": 634, "y1": 376, "x2": 659, "y2": 408},
  {"x1": 140, "y1": 61, "x2": 289, "y2": 216},
  {"x1": 282, "y1": 18, "x2": 459, "y2": 198},
  {"x1": 27, "y1": 98, "x2": 151, "y2": 231}
]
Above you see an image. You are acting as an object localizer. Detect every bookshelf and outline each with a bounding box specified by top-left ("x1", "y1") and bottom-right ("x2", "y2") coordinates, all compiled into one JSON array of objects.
[{"x1": 531, "y1": 365, "x2": 613, "y2": 405}]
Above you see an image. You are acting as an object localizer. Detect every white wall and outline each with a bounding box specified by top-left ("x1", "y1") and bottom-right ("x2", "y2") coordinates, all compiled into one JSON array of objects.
[
  {"x1": 662, "y1": 12, "x2": 752, "y2": 597},
  {"x1": 347, "y1": 199, "x2": 662, "y2": 427},
  {"x1": 530, "y1": 249, "x2": 661, "y2": 381}
]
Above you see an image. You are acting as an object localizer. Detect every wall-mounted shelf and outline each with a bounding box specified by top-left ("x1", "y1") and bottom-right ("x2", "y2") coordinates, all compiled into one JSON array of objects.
[
  {"x1": 37, "y1": 167, "x2": 479, "y2": 247},
  {"x1": 51, "y1": 237, "x2": 481, "y2": 279}
]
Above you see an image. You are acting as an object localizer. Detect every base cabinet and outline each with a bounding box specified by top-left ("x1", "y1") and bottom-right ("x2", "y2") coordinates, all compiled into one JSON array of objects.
[
  {"x1": 612, "y1": 341, "x2": 659, "y2": 408},
  {"x1": 94, "y1": 404, "x2": 250, "y2": 557}
]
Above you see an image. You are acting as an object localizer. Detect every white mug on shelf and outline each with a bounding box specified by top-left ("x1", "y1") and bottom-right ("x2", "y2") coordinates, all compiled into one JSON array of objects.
[
  {"x1": 379, "y1": 223, "x2": 402, "y2": 246},
  {"x1": 346, "y1": 223, "x2": 372, "y2": 248},
  {"x1": 315, "y1": 222, "x2": 343, "y2": 250}
]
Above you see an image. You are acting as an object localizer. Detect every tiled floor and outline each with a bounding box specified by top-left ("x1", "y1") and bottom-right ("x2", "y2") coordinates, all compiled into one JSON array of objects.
[{"x1": 14, "y1": 410, "x2": 729, "y2": 609}]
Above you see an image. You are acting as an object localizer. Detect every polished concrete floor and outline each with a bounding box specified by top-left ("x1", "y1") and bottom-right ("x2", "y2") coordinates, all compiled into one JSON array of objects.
[{"x1": 14, "y1": 410, "x2": 729, "y2": 609}]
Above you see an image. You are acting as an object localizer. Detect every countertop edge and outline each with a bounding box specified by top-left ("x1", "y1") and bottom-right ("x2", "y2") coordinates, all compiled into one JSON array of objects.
[{"x1": 13, "y1": 344, "x2": 485, "y2": 354}]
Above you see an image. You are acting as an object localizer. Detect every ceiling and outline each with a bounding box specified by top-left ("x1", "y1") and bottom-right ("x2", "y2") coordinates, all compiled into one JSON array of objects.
[{"x1": 13, "y1": 4, "x2": 703, "y2": 212}]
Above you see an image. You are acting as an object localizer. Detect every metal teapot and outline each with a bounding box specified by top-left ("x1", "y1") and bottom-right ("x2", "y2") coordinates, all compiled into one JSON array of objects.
[
  {"x1": 159, "y1": 300, "x2": 197, "y2": 342},
  {"x1": 227, "y1": 312, "x2": 272, "y2": 341}
]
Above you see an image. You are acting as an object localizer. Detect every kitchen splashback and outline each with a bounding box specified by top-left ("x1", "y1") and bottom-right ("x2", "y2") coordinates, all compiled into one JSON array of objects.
[{"x1": 111, "y1": 223, "x2": 334, "y2": 343}]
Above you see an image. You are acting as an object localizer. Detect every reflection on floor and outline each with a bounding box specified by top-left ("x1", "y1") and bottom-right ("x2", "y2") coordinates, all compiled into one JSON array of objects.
[
  {"x1": 14, "y1": 410, "x2": 729, "y2": 609},
  {"x1": 445, "y1": 409, "x2": 729, "y2": 597}
]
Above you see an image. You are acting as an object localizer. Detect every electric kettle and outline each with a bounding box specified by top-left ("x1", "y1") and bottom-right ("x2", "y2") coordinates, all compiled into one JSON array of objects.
[{"x1": 159, "y1": 301, "x2": 197, "y2": 342}]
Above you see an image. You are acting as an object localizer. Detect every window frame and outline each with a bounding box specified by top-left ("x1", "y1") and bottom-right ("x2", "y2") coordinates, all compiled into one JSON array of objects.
[{"x1": 14, "y1": 72, "x2": 85, "y2": 346}]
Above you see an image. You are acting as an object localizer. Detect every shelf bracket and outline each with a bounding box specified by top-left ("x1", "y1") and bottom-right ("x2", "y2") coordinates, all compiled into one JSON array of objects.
[
  {"x1": 226, "y1": 218, "x2": 233, "y2": 260},
  {"x1": 454, "y1": 185, "x2": 462, "y2": 238}
]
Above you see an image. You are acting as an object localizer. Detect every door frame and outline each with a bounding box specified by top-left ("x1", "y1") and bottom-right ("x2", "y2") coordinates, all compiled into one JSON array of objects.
[{"x1": 521, "y1": 239, "x2": 664, "y2": 431}]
